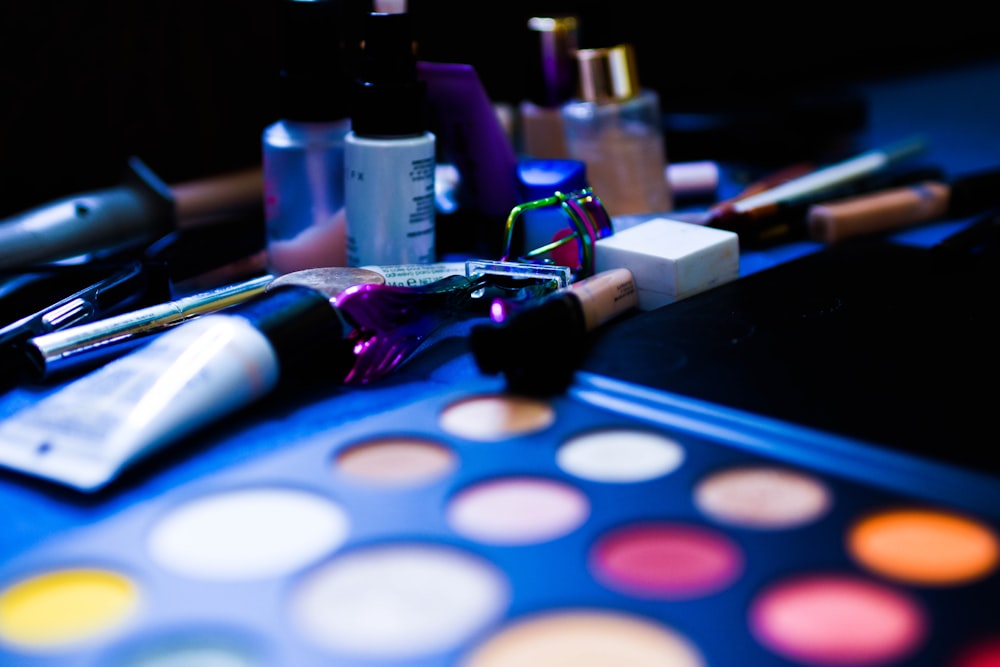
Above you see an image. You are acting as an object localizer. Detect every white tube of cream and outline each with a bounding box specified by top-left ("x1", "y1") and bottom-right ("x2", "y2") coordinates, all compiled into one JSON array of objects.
[{"x1": 0, "y1": 285, "x2": 351, "y2": 491}]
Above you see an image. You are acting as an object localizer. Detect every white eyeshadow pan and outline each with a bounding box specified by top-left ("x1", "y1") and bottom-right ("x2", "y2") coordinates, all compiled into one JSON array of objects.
[
  {"x1": 557, "y1": 428, "x2": 685, "y2": 482},
  {"x1": 146, "y1": 487, "x2": 349, "y2": 581}
]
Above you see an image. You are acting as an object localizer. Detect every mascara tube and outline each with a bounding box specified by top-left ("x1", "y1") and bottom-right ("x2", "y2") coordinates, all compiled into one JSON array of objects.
[{"x1": 470, "y1": 267, "x2": 637, "y2": 395}]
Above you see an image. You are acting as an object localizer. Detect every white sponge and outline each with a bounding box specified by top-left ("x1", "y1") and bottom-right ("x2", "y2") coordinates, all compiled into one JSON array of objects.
[{"x1": 594, "y1": 217, "x2": 739, "y2": 311}]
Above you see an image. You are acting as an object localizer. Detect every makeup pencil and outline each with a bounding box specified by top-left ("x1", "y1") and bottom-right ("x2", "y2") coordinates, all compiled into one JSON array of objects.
[
  {"x1": 702, "y1": 136, "x2": 927, "y2": 230},
  {"x1": 807, "y1": 166, "x2": 1000, "y2": 243},
  {"x1": 697, "y1": 165, "x2": 944, "y2": 247}
]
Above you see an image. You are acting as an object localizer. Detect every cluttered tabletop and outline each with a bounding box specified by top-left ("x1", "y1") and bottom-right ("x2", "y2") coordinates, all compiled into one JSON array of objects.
[{"x1": 2, "y1": 4, "x2": 1000, "y2": 666}]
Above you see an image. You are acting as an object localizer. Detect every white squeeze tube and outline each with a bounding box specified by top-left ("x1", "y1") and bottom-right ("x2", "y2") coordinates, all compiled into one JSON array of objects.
[{"x1": 0, "y1": 286, "x2": 352, "y2": 491}]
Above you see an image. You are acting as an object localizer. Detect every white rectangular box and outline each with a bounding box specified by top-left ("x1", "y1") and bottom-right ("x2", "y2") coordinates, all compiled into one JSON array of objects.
[{"x1": 595, "y1": 217, "x2": 739, "y2": 310}]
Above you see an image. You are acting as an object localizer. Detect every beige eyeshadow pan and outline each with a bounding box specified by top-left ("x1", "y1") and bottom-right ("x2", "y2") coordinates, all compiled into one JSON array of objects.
[
  {"x1": 336, "y1": 437, "x2": 456, "y2": 486},
  {"x1": 693, "y1": 465, "x2": 832, "y2": 529},
  {"x1": 461, "y1": 609, "x2": 705, "y2": 667},
  {"x1": 438, "y1": 394, "x2": 555, "y2": 441}
]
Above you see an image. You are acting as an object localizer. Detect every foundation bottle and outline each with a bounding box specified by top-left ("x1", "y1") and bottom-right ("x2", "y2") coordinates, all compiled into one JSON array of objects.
[{"x1": 560, "y1": 43, "x2": 673, "y2": 217}]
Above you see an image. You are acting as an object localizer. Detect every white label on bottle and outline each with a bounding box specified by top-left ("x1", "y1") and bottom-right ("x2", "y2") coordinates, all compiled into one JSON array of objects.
[
  {"x1": 345, "y1": 132, "x2": 437, "y2": 267},
  {"x1": 361, "y1": 262, "x2": 467, "y2": 287}
]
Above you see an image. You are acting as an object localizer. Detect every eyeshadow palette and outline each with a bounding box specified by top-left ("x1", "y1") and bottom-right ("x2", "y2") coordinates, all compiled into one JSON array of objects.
[{"x1": 0, "y1": 370, "x2": 998, "y2": 667}]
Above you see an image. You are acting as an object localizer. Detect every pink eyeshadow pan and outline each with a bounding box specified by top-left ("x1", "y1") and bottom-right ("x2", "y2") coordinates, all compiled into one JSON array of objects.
[
  {"x1": 447, "y1": 476, "x2": 590, "y2": 545},
  {"x1": 590, "y1": 522, "x2": 743, "y2": 599},
  {"x1": 749, "y1": 574, "x2": 926, "y2": 666}
]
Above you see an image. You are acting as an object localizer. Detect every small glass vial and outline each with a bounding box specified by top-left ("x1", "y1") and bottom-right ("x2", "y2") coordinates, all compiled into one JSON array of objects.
[
  {"x1": 262, "y1": 0, "x2": 352, "y2": 275},
  {"x1": 561, "y1": 44, "x2": 673, "y2": 218},
  {"x1": 518, "y1": 15, "x2": 578, "y2": 160}
]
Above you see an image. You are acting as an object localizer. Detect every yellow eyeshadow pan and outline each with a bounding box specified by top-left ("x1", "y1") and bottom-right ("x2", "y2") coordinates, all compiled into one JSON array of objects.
[{"x1": 0, "y1": 568, "x2": 138, "y2": 649}]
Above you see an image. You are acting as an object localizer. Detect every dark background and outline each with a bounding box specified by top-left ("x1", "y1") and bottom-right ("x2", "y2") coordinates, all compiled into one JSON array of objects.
[{"x1": 1, "y1": 0, "x2": 997, "y2": 220}]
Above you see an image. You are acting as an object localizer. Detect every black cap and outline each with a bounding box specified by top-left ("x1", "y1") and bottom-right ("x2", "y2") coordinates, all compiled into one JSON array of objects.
[
  {"x1": 350, "y1": 11, "x2": 427, "y2": 137},
  {"x1": 233, "y1": 285, "x2": 356, "y2": 386},
  {"x1": 276, "y1": 0, "x2": 353, "y2": 121},
  {"x1": 470, "y1": 294, "x2": 586, "y2": 396}
]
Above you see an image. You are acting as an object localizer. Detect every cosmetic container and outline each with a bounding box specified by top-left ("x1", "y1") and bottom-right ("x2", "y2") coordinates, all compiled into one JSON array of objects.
[
  {"x1": 518, "y1": 16, "x2": 578, "y2": 160},
  {"x1": 0, "y1": 285, "x2": 357, "y2": 491},
  {"x1": 263, "y1": 0, "x2": 353, "y2": 275},
  {"x1": 561, "y1": 44, "x2": 673, "y2": 218},
  {"x1": 594, "y1": 217, "x2": 739, "y2": 310},
  {"x1": 516, "y1": 158, "x2": 589, "y2": 259},
  {"x1": 345, "y1": 11, "x2": 436, "y2": 267}
]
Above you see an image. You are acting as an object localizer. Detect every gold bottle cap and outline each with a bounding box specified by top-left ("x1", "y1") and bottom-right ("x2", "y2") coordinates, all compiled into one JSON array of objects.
[
  {"x1": 527, "y1": 15, "x2": 578, "y2": 34},
  {"x1": 574, "y1": 43, "x2": 640, "y2": 104}
]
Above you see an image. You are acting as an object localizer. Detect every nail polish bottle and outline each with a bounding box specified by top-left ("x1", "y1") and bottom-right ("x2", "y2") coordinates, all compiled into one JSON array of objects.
[
  {"x1": 344, "y1": 11, "x2": 436, "y2": 267},
  {"x1": 561, "y1": 43, "x2": 673, "y2": 217},
  {"x1": 518, "y1": 15, "x2": 578, "y2": 160},
  {"x1": 262, "y1": 0, "x2": 354, "y2": 275}
]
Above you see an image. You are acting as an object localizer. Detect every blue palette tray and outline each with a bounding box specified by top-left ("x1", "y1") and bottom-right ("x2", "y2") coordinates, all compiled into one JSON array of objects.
[{"x1": 0, "y1": 371, "x2": 997, "y2": 667}]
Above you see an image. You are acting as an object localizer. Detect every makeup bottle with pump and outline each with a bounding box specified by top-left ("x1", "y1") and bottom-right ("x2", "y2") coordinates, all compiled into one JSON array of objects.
[
  {"x1": 344, "y1": 11, "x2": 436, "y2": 267},
  {"x1": 561, "y1": 44, "x2": 673, "y2": 217},
  {"x1": 518, "y1": 15, "x2": 579, "y2": 160}
]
